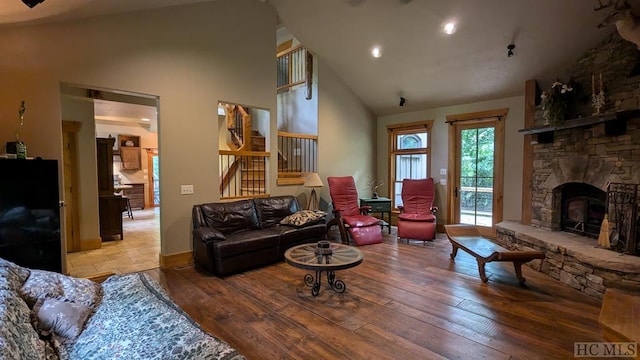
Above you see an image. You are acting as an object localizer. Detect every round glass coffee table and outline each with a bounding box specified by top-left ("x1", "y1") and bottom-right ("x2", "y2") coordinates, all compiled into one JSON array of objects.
[{"x1": 284, "y1": 241, "x2": 364, "y2": 296}]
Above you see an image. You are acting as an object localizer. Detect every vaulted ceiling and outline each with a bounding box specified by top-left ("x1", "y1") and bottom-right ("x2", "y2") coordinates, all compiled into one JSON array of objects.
[{"x1": 1, "y1": 0, "x2": 635, "y2": 116}]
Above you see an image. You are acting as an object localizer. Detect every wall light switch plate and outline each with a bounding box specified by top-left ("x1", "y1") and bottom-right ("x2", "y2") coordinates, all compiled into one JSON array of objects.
[
  {"x1": 440, "y1": 178, "x2": 447, "y2": 185},
  {"x1": 440, "y1": 168, "x2": 447, "y2": 175},
  {"x1": 180, "y1": 185, "x2": 194, "y2": 195}
]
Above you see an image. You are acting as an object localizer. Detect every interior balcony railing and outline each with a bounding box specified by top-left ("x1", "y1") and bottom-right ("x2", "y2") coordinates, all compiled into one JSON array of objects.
[
  {"x1": 277, "y1": 45, "x2": 311, "y2": 93},
  {"x1": 219, "y1": 150, "x2": 270, "y2": 199},
  {"x1": 277, "y1": 131, "x2": 318, "y2": 185}
]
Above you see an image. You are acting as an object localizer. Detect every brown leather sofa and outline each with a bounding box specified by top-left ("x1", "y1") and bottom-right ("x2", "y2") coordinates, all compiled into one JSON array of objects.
[{"x1": 192, "y1": 195, "x2": 326, "y2": 276}]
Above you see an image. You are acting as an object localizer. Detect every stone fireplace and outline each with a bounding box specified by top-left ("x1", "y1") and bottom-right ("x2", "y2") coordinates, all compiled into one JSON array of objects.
[
  {"x1": 499, "y1": 32, "x2": 640, "y2": 299},
  {"x1": 506, "y1": 118, "x2": 640, "y2": 299},
  {"x1": 559, "y1": 182, "x2": 606, "y2": 238}
]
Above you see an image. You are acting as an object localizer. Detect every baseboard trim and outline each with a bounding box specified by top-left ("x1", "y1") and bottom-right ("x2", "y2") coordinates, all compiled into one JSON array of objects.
[
  {"x1": 159, "y1": 251, "x2": 193, "y2": 269},
  {"x1": 80, "y1": 238, "x2": 102, "y2": 251}
]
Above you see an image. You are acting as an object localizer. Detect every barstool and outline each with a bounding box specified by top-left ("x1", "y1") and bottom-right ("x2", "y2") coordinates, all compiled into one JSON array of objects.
[
  {"x1": 115, "y1": 191, "x2": 133, "y2": 219},
  {"x1": 122, "y1": 195, "x2": 133, "y2": 219}
]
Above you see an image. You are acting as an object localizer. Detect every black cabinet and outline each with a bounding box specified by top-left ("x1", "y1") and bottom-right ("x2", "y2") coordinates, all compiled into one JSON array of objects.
[
  {"x1": 96, "y1": 138, "x2": 123, "y2": 240},
  {"x1": 0, "y1": 159, "x2": 62, "y2": 272},
  {"x1": 96, "y1": 137, "x2": 115, "y2": 196},
  {"x1": 99, "y1": 195, "x2": 124, "y2": 240}
]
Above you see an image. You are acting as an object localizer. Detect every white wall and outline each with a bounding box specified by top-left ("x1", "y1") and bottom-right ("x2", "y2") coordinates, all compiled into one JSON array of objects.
[
  {"x1": 313, "y1": 58, "x2": 378, "y2": 208},
  {"x1": 0, "y1": 0, "x2": 278, "y2": 256},
  {"x1": 377, "y1": 95, "x2": 525, "y2": 223},
  {"x1": 277, "y1": 83, "x2": 318, "y2": 135}
]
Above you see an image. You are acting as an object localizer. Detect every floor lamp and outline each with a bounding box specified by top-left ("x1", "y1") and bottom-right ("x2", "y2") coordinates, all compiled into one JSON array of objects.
[{"x1": 304, "y1": 173, "x2": 323, "y2": 210}]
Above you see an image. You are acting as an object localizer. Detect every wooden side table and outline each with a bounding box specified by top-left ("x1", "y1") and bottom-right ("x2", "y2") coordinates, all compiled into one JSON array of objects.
[{"x1": 359, "y1": 197, "x2": 392, "y2": 234}]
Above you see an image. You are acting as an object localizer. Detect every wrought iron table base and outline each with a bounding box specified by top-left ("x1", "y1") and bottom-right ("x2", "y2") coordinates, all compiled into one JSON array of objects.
[{"x1": 303, "y1": 270, "x2": 346, "y2": 296}]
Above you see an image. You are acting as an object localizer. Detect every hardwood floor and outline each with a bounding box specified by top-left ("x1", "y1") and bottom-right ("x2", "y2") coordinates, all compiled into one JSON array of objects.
[{"x1": 145, "y1": 228, "x2": 605, "y2": 360}]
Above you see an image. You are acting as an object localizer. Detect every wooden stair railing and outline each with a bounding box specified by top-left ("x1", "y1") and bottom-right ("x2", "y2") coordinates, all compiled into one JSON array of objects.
[
  {"x1": 277, "y1": 131, "x2": 318, "y2": 185},
  {"x1": 220, "y1": 103, "x2": 271, "y2": 197},
  {"x1": 277, "y1": 45, "x2": 313, "y2": 99},
  {"x1": 219, "y1": 150, "x2": 269, "y2": 199},
  {"x1": 224, "y1": 103, "x2": 252, "y2": 151}
]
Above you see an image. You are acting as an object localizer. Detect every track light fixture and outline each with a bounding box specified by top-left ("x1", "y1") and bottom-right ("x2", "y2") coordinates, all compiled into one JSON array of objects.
[
  {"x1": 22, "y1": 0, "x2": 45, "y2": 8},
  {"x1": 399, "y1": 97, "x2": 406, "y2": 106},
  {"x1": 507, "y1": 44, "x2": 516, "y2": 57}
]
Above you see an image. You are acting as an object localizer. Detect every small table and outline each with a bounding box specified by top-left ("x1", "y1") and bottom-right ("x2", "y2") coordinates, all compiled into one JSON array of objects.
[
  {"x1": 284, "y1": 242, "x2": 364, "y2": 296},
  {"x1": 360, "y1": 197, "x2": 392, "y2": 234}
]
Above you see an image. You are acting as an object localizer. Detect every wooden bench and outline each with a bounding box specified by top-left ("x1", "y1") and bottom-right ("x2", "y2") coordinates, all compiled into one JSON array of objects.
[{"x1": 444, "y1": 224, "x2": 545, "y2": 284}]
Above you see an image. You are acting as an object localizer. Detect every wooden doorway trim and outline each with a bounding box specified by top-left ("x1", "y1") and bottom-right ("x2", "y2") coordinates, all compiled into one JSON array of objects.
[
  {"x1": 446, "y1": 108, "x2": 508, "y2": 238},
  {"x1": 521, "y1": 80, "x2": 538, "y2": 225},
  {"x1": 146, "y1": 148, "x2": 159, "y2": 207},
  {"x1": 62, "y1": 121, "x2": 82, "y2": 253}
]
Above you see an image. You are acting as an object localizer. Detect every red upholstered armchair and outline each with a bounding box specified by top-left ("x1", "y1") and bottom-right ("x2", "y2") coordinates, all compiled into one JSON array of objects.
[
  {"x1": 397, "y1": 178, "x2": 438, "y2": 243},
  {"x1": 327, "y1": 176, "x2": 383, "y2": 246}
]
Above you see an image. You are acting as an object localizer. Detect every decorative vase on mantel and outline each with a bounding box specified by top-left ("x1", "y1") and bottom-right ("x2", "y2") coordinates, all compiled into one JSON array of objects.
[{"x1": 372, "y1": 191, "x2": 378, "y2": 199}]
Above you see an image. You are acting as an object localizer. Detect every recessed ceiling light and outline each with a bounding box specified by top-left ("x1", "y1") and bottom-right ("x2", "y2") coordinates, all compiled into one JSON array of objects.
[
  {"x1": 444, "y1": 22, "x2": 457, "y2": 35},
  {"x1": 141, "y1": 118, "x2": 150, "y2": 122},
  {"x1": 371, "y1": 46, "x2": 382, "y2": 58}
]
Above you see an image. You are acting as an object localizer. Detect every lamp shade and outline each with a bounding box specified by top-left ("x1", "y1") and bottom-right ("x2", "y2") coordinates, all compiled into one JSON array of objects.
[{"x1": 304, "y1": 173, "x2": 324, "y2": 188}]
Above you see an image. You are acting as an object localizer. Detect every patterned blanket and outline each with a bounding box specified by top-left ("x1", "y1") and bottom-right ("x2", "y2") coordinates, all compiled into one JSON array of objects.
[
  {"x1": 1, "y1": 257, "x2": 243, "y2": 360},
  {"x1": 61, "y1": 273, "x2": 245, "y2": 360}
]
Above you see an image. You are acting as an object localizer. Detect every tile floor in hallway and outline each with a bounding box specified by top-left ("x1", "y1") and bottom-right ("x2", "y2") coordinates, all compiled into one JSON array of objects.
[{"x1": 66, "y1": 207, "x2": 160, "y2": 278}]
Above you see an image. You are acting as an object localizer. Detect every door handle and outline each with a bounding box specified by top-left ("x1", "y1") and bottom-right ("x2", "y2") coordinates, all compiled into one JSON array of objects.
[{"x1": 455, "y1": 187, "x2": 458, "y2": 198}]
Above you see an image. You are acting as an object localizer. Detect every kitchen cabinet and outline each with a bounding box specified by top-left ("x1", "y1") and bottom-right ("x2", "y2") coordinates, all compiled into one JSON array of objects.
[
  {"x1": 97, "y1": 137, "x2": 123, "y2": 240},
  {"x1": 118, "y1": 135, "x2": 141, "y2": 170},
  {"x1": 122, "y1": 183, "x2": 145, "y2": 209},
  {"x1": 96, "y1": 138, "x2": 115, "y2": 196},
  {"x1": 120, "y1": 147, "x2": 140, "y2": 170}
]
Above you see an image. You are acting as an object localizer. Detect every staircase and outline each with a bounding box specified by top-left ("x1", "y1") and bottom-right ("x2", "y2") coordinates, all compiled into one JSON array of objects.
[
  {"x1": 250, "y1": 130, "x2": 265, "y2": 151},
  {"x1": 241, "y1": 157, "x2": 266, "y2": 195},
  {"x1": 241, "y1": 130, "x2": 266, "y2": 195},
  {"x1": 219, "y1": 104, "x2": 270, "y2": 198}
]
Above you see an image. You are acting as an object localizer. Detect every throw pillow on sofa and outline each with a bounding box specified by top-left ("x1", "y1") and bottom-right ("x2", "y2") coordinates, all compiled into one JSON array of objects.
[{"x1": 280, "y1": 210, "x2": 326, "y2": 228}]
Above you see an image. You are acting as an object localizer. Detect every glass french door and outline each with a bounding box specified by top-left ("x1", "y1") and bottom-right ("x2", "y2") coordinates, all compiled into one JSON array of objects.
[
  {"x1": 448, "y1": 109, "x2": 505, "y2": 235},
  {"x1": 458, "y1": 126, "x2": 495, "y2": 226}
]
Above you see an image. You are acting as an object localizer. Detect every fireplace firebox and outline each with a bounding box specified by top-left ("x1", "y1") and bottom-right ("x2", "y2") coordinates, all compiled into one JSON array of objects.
[{"x1": 560, "y1": 182, "x2": 606, "y2": 238}]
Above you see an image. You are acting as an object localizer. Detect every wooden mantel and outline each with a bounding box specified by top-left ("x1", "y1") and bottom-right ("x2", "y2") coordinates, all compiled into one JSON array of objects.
[{"x1": 518, "y1": 109, "x2": 640, "y2": 143}]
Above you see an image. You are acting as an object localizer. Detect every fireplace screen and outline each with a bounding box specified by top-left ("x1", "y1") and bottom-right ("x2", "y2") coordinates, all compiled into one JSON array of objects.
[
  {"x1": 560, "y1": 183, "x2": 606, "y2": 238},
  {"x1": 606, "y1": 183, "x2": 639, "y2": 255}
]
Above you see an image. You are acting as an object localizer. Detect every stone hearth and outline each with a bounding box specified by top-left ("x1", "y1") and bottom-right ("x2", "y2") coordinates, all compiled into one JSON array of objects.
[{"x1": 496, "y1": 221, "x2": 640, "y2": 299}]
